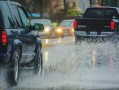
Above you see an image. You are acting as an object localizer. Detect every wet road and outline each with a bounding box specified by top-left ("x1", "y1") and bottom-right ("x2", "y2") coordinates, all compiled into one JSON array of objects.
[{"x1": 1, "y1": 36, "x2": 119, "y2": 90}]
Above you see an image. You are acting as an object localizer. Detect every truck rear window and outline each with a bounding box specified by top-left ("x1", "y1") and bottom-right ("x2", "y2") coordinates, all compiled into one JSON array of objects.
[{"x1": 84, "y1": 8, "x2": 118, "y2": 19}]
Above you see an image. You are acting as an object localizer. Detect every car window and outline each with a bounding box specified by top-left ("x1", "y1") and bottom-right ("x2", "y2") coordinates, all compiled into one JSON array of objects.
[
  {"x1": 60, "y1": 21, "x2": 73, "y2": 27},
  {"x1": 9, "y1": 4, "x2": 22, "y2": 28},
  {"x1": 18, "y1": 7, "x2": 30, "y2": 29},
  {"x1": 84, "y1": 8, "x2": 119, "y2": 19},
  {"x1": 31, "y1": 20, "x2": 50, "y2": 26},
  {"x1": 1, "y1": 2, "x2": 15, "y2": 28}
]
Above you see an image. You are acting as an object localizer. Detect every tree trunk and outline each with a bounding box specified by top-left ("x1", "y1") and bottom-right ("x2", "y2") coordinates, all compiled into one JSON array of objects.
[
  {"x1": 39, "y1": 0, "x2": 43, "y2": 18},
  {"x1": 90, "y1": 0, "x2": 92, "y2": 6},
  {"x1": 63, "y1": 0, "x2": 68, "y2": 14}
]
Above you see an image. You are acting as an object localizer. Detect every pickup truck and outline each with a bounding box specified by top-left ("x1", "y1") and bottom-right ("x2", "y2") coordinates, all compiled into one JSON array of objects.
[{"x1": 74, "y1": 6, "x2": 119, "y2": 43}]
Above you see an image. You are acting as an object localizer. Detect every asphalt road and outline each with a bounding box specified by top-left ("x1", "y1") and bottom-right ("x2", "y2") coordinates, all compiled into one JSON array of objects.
[{"x1": 1, "y1": 36, "x2": 119, "y2": 90}]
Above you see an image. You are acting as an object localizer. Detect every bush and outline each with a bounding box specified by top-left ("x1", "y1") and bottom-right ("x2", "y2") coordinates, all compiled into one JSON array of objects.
[
  {"x1": 50, "y1": 7, "x2": 83, "y2": 22},
  {"x1": 67, "y1": 7, "x2": 82, "y2": 17}
]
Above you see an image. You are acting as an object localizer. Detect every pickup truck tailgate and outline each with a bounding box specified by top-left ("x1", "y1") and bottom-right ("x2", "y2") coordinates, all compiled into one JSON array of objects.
[
  {"x1": 75, "y1": 18, "x2": 115, "y2": 36},
  {"x1": 77, "y1": 18, "x2": 112, "y2": 30}
]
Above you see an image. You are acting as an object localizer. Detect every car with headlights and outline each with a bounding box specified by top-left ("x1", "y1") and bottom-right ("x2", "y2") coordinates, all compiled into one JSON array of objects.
[
  {"x1": 55, "y1": 19, "x2": 74, "y2": 37},
  {"x1": 55, "y1": 26, "x2": 64, "y2": 38},
  {"x1": 31, "y1": 19, "x2": 54, "y2": 38}
]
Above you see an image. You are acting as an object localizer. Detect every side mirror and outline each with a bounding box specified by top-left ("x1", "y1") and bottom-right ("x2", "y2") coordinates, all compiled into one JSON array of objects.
[{"x1": 34, "y1": 23, "x2": 44, "y2": 31}]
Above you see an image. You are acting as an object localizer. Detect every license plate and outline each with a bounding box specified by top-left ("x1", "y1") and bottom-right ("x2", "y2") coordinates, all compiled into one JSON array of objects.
[{"x1": 90, "y1": 32, "x2": 97, "y2": 35}]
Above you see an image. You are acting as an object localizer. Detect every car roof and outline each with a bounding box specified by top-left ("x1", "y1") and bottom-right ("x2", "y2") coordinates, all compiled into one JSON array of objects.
[
  {"x1": 61, "y1": 19, "x2": 74, "y2": 22},
  {"x1": 88, "y1": 6, "x2": 119, "y2": 9},
  {"x1": 0, "y1": 0, "x2": 22, "y2": 6}
]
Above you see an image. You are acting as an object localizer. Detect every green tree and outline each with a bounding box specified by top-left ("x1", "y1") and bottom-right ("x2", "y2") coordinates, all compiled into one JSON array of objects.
[{"x1": 67, "y1": 7, "x2": 81, "y2": 17}]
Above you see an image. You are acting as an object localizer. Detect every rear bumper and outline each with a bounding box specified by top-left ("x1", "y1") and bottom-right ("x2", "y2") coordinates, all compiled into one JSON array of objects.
[
  {"x1": 74, "y1": 31, "x2": 117, "y2": 43},
  {"x1": 74, "y1": 30, "x2": 116, "y2": 39},
  {"x1": 55, "y1": 32, "x2": 64, "y2": 35},
  {"x1": 64, "y1": 30, "x2": 74, "y2": 35},
  {"x1": 75, "y1": 35, "x2": 111, "y2": 40},
  {"x1": 75, "y1": 31, "x2": 114, "y2": 37}
]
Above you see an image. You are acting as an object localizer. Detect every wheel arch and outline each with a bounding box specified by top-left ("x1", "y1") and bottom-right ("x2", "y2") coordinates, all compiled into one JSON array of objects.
[
  {"x1": 10, "y1": 39, "x2": 22, "y2": 62},
  {"x1": 35, "y1": 38, "x2": 42, "y2": 53}
]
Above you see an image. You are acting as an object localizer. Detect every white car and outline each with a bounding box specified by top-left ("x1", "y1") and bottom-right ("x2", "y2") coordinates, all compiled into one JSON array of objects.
[{"x1": 31, "y1": 19, "x2": 54, "y2": 38}]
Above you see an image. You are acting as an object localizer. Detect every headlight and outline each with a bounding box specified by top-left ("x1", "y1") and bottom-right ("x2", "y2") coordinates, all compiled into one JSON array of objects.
[
  {"x1": 72, "y1": 28, "x2": 74, "y2": 32},
  {"x1": 45, "y1": 27, "x2": 50, "y2": 32},
  {"x1": 56, "y1": 29, "x2": 62, "y2": 32}
]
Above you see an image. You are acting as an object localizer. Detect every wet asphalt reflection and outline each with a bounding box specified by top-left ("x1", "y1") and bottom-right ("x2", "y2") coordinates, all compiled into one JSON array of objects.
[{"x1": 1, "y1": 36, "x2": 119, "y2": 89}]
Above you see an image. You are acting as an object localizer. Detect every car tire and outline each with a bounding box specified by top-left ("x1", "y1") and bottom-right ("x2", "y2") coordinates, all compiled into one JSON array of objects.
[
  {"x1": 75, "y1": 36, "x2": 81, "y2": 44},
  {"x1": 111, "y1": 34, "x2": 118, "y2": 44},
  {"x1": 33, "y1": 47, "x2": 43, "y2": 75},
  {"x1": 8, "y1": 49, "x2": 20, "y2": 86}
]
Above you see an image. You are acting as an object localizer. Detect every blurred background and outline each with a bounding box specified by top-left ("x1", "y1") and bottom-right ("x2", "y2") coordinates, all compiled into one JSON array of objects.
[{"x1": 10, "y1": 0, "x2": 119, "y2": 22}]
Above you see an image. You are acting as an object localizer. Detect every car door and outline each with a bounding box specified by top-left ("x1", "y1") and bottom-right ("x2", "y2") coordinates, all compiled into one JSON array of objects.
[
  {"x1": 17, "y1": 6, "x2": 36, "y2": 63},
  {"x1": 8, "y1": 3, "x2": 33, "y2": 63}
]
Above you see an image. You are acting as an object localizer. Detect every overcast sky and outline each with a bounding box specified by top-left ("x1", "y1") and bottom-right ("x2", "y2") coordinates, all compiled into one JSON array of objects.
[{"x1": 79, "y1": 0, "x2": 90, "y2": 12}]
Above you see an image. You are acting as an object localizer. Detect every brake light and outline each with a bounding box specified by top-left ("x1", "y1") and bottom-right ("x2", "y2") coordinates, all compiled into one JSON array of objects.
[
  {"x1": 73, "y1": 20, "x2": 78, "y2": 29},
  {"x1": 2, "y1": 30, "x2": 8, "y2": 44},
  {"x1": 110, "y1": 20, "x2": 115, "y2": 30}
]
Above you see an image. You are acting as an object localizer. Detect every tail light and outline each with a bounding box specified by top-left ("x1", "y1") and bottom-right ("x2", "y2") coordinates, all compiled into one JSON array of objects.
[
  {"x1": 110, "y1": 20, "x2": 115, "y2": 30},
  {"x1": 73, "y1": 20, "x2": 78, "y2": 29},
  {"x1": 2, "y1": 30, "x2": 8, "y2": 44}
]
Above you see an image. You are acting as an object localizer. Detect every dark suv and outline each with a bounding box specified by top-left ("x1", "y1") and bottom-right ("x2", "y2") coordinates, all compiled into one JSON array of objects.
[{"x1": 0, "y1": 1, "x2": 43, "y2": 86}]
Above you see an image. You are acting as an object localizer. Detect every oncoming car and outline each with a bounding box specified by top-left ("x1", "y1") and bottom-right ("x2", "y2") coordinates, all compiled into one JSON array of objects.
[
  {"x1": 55, "y1": 19, "x2": 74, "y2": 37},
  {"x1": 31, "y1": 19, "x2": 54, "y2": 38}
]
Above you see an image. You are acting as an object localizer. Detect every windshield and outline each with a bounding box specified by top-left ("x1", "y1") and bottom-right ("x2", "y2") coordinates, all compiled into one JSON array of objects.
[
  {"x1": 84, "y1": 8, "x2": 118, "y2": 19},
  {"x1": 60, "y1": 20, "x2": 74, "y2": 27}
]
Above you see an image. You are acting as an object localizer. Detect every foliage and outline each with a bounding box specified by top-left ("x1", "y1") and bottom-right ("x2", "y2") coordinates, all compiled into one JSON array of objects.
[
  {"x1": 67, "y1": 7, "x2": 82, "y2": 17},
  {"x1": 50, "y1": 7, "x2": 83, "y2": 23}
]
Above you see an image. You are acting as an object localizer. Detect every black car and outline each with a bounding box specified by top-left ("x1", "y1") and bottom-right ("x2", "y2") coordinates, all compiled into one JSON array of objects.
[
  {"x1": 0, "y1": 1, "x2": 43, "y2": 86},
  {"x1": 74, "y1": 6, "x2": 119, "y2": 44}
]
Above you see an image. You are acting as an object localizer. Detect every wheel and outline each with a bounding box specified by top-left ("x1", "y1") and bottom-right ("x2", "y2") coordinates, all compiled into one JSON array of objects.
[
  {"x1": 33, "y1": 47, "x2": 43, "y2": 75},
  {"x1": 8, "y1": 49, "x2": 20, "y2": 86},
  {"x1": 75, "y1": 37, "x2": 78, "y2": 44},
  {"x1": 75, "y1": 36, "x2": 81, "y2": 44},
  {"x1": 111, "y1": 35, "x2": 118, "y2": 44}
]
